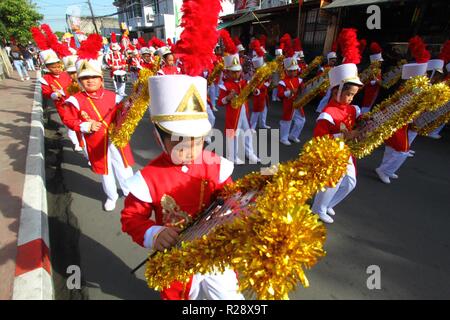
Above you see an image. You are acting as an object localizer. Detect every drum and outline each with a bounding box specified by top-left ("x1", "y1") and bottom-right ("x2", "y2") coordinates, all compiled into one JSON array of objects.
[{"x1": 113, "y1": 70, "x2": 127, "y2": 83}]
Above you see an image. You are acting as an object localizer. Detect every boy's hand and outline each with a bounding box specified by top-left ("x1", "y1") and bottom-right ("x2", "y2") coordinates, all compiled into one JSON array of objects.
[
  {"x1": 89, "y1": 120, "x2": 102, "y2": 132},
  {"x1": 227, "y1": 90, "x2": 237, "y2": 101},
  {"x1": 154, "y1": 227, "x2": 181, "y2": 251},
  {"x1": 343, "y1": 129, "x2": 359, "y2": 140}
]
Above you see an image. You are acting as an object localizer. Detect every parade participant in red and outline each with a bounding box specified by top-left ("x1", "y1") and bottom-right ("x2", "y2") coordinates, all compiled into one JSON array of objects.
[
  {"x1": 218, "y1": 29, "x2": 260, "y2": 164},
  {"x1": 127, "y1": 45, "x2": 141, "y2": 83},
  {"x1": 277, "y1": 33, "x2": 305, "y2": 145},
  {"x1": 136, "y1": 37, "x2": 154, "y2": 71},
  {"x1": 294, "y1": 38, "x2": 308, "y2": 72},
  {"x1": 64, "y1": 34, "x2": 135, "y2": 211},
  {"x1": 121, "y1": 0, "x2": 244, "y2": 300},
  {"x1": 361, "y1": 42, "x2": 384, "y2": 114},
  {"x1": 157, "y1": 45, "x2": 181, "y2": 75},
  {"x1": 311, "y1": 28, "x2": 363, "y2": 224},
  {"x1": 249, "y1": 39, "x2": 271, "y2": 130},
  {"x1": 105, "y1": 32, "x2": 127, "y2": 96},
  {"x1": 375, "y1": 37, "x2": 430, "y2": 184}
]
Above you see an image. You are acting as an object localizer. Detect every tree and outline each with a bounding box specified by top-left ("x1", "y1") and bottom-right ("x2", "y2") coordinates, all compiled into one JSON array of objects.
[
  {"x1": 0, "y1": 0, "x2": 43, "y2": 45},
  {"x1": 55, "y1": 31, "x2": 65, "y2": 40}
]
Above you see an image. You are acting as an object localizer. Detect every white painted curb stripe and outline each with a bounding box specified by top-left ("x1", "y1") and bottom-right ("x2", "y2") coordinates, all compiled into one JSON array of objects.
[{"x1": 13, "y1": 71, "x2": 54, "y2": 300}]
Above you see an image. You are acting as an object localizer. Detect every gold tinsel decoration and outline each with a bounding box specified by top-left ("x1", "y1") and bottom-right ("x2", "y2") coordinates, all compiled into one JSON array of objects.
[
  {"x1": 231, "y1": 58, "x2": 282, "y2": 109},
  {"x1": 359, "y1": 61, "x2": 381, "y2": 85},
  {"x1": 292, "y1": 70, "x2": 330, "y2": 110},
  {"x1": 207, "y1": 61, "x2": 224, "y2": 86},
  {"x1": 299, "y1": 56, "x2": 324, "y2": 79},
  {"x1": 66, "y1": 82, "x2": 80, "y2": 95},
  {"x1": 348, "y1": 76, "x2": 450, "y2": 158},
  {"x1": 109, "y1": 67, "x2": 158, "y2": 148},
  {"x1": 381, "y1": 59, "x2": 407, "y2": 89},
  {"x1": 145, "y1": 136, "x2": 351, "y2": 299},
  {"x1": 415, "y1": 101, "x2": 450, "y2": 136}
]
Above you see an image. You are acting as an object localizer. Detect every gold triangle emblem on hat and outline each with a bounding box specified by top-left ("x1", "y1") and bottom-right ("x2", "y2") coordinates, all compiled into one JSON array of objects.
[
  {"x1": 232, "y1": 56, "x2": 240, "y2": 65},
  {"x1": 176, "y1": 84, "x2": 206, "y2": 113}
]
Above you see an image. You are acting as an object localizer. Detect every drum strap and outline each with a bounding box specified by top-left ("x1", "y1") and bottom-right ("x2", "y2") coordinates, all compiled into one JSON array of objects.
[{"x1": 87, "y1": 97, "x2": 109, "y2": 128}]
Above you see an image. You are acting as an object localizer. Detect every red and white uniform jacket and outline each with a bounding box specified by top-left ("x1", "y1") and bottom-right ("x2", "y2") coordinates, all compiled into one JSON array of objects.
[
  {"x1": 106, "y1": 51, "x2": 126, "y2": 77},
  {"x1": 157, "y1": 65, "x2": 181, "y2": 75},
  {"x1": 139, "y1": 58, "x2": 153, "y2": 71},
  {"x1": 385, "y1": 125, "x2": 409, "y2": 152},
  {"x1": 40, "y1": 71, "x2": 73, "y2": 121},
  {"x1": 121, "y1": 150, "x2": 234, "y2": 300},
  {"x1": 361, "y1": 73, "x2": 382, "y2": 109},
  {"x1": 252, "y1": 80, "x2": 270, "y2": 112},
  {"x1": 277, "y1": 75, "x2": 304, "y2": 120},
  {"x1": 217, "y1": 79, "x2": 250, "y2": 134},
  {"x1": 63, "y1": 88, "x2": 135, "y2": 175}
]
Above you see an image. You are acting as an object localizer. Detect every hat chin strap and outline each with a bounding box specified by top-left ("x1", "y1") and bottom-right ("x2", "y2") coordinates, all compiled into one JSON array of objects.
[
  {"x1": 153, "y1": 125, "x2": 168, "y2": 154},
  {"x1": 337, "y1": 82, "x2": 344, "y2": 103},
  {"x1": 430, "y1": 69, "x2": 436, "y2": 80}
]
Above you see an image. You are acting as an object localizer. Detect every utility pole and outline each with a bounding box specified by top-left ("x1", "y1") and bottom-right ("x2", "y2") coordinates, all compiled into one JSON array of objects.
[
  {"x1": 296, "y1": 0, "x2": 303, "y2": 38},
  {"x1": 87, "y1": 0, "x2": 100, "y2": 34}
]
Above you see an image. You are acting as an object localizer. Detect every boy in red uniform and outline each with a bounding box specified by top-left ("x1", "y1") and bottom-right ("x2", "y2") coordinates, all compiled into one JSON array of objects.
[
  {"x1": 121, "y1": 1, "x2": 244, "y2": 299},
  {"x1": 249, "y1": 39, "x2": 271, "y2": 130},
  {"x1": 361, "y1": 42, "x2": 383, "y2": 114},
  {"x1": 157, "y1": 46, "x2": 181, "y2": 75},
  {"x1": 217, "y1": 30, "x2": 260, "y2": 164},
  {"x1": 277, "y1": 34, "x2": 305, "y2": 146},
  {"x1": 311, "y1": 28, "x2": 363, "y2": 224},
  {"x1": 105, "y1": 32, "x2": 127, "y2": 96},
  {"x1": 64, "y1": 34, "x2": 135, "y2": 211}
]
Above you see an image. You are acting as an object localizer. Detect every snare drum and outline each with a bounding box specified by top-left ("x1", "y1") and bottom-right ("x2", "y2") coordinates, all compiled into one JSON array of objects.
[{"x1": 113, "y1": 70, "x2": 127, "y2": 83}]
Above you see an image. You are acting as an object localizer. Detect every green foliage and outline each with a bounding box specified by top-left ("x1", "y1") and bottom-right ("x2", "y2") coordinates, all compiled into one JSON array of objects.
[
  {"x1": 0, "y1": 0, "x2": 43, "y2": 44},
  {"x1": 55, "y1": 31, "x2": 65, "y2": 40}
]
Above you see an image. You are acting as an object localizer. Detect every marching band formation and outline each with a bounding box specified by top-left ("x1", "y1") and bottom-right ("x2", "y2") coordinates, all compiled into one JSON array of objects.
[{"x1": 30, "y1": 0, "x2": 450, "y2": 300}]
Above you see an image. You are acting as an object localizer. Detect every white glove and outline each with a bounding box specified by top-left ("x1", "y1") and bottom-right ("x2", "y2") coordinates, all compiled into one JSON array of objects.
[{"x1": 284, "y1": 90, "x2": 291, "y2": 98}]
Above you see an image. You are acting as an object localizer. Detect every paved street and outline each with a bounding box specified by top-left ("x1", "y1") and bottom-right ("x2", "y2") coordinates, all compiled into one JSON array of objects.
[{"x1": 47, "y1": 74, "x2": 450, "y2": 300}]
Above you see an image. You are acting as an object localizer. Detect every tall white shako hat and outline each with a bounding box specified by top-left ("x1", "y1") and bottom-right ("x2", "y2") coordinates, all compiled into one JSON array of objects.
[
  {"x1": 329, "y1": 28, "x2": 363, "y2": 99},
  {"x1": 30, "y1": 26, "x2": 61, "y2": 65},
  {"x1": 293, "y1": 38, "x2": 304, "y2": 59},
  {"x1": 157, "y1": 46, "x2": 172, "y2": 58},
  {"x1": 427, "y1": 59, "x2": 444, "y2": 73},
  {"x1": 41, "y1": 24, "x2": 79, "y2": 73},
  {"x1": 402, "y1": 36, "x2": 430, "y2": 80},
  {"x1": 110, "y1": 32, "x2": 121, "y2": 51},
  {"x1": 279, "y1": 33, "x2": 299, "y2": 71},
  {"x1": 220, "y1": 29, "x2": 242, "y2": 71},
  {"x1": 250, "y1": 39, "x2": 265, "y2": 69},
  {"x1": 369, "y1": 41, "x2": 384, "y2": 63},
  {"x1": 62, "y1": 55, "x2": 78, "y2": 72},
  {"x1": 75, "y1": 33, "x2": 104, "y2": 79}
]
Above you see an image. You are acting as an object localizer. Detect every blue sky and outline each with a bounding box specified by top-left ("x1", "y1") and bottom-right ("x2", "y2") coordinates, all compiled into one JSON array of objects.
[{"x1": 34, "y1": 0, "x2": 118, "y2": 32}]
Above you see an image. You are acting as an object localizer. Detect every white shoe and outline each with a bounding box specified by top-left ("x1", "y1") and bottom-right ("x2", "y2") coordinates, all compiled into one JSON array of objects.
[
  {"x1": 280, "y1": 139, "x2": 291, "y2": 146},
  {"x1": 319, "y1": 213, "x2": 334, "y2": 224},
  {"x1": 388, "y1": 173, "x2": 399, "y2": 179},
  {"x1": 26, "y1": 76, "x2": 30, "y2": 80},
  {"x1": 104, "y1": 198, "x2": 117, "y2": 211},
  {"x1": 375, "y1": 168, "x2": 391, "y2": 184},
  {"x1": 262, "y1": 125, "x2": 271, "y2": 129},
  {"x1": 20, "y1": 78, "x2": 24, "y2": 82},
  {"x1": 247, "y1": 153, "x2": 261, "y2": 164},
  {"x1": 428, "y1": 134, "x2": 441, "y2": 139},
  {"x1": 250, "y1": 128, "x2": 257, "y2": 134},
  {"x1": 212, "y1": 106, "x2": 218, "y2": 112},
  {"x1": 327, "y1": 208, "x2": 336, "y2": 216},
  {"x1": 409, "y1": 150, "x2": 415, "y2": 154},
  {"x1": 234, "y1": 158, "x2": 245, "y2": 165},
  {"x1": 289, "y1": 137, "x2": 301, "y2": 143},
  {"x1": 407, "y1": 151, "x2": 414, "y2": 158}
]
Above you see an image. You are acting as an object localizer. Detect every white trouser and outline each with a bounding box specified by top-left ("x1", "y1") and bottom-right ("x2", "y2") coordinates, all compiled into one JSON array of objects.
[
  {"x1": 272, "y1": 88, "x2": 279, "y2": 101},
  {"x1": 279, "y1": 109, "x2": 305, "y2": 141},
  {"x1": 114, "y1": 80, "x2": 126, "y2": 96},
  {"x1": 67, "y1": 129, "x2": 80, "y2": 148},
  {"x1": 261, "y1": 105, "x2": 268, "y2": 127},
  {"x1": 188, "y1": 268, "x2": 245, "y2": 300},
  {"x1": 226, "y1": 106, "x2": 255, "y2": 161},
  {"x1": 26, "y1": 58, "x2": 35, "y2": 71},
  {"x1": 101, "y1": 143, "x2": 134, "y2": 201},
  {"x1": 429, "y1": 124, "x2": 445, "y2": 137},
  {"x1": 250, "y1": 105, "x2": 269, "y2": 129},
  {"x1": 377, "y1": 146, "x2": 409, "y2": 177},
  {"x1": 408, "y1": 130, "x2": 418, "y2": 147},
  {"x1": 311, "y1": 157, "x2": 357, "y2": 216},
  {"x1": 208, "y1": 85, "x2": 217, "y2": 108}
]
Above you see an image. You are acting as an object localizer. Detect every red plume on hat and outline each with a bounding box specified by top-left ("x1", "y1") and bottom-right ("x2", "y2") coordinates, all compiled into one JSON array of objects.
[
  {"x1": 233, "y1": 36, "x2": 242, "y2": 46},
  {"x1": 280, "y1": 33, "x2": 294, "y2": 58},
  {"x1": 370, "y1": 41, "x2": 382, "y2": 54},
  {"x1": 359, "y1": 38, "x2": 367, "y2": 55},
  {"x1": 175, "y1": 0, "x2": 222, "y2": 76},
  {"x1": 111, "y1": 32, "x2": 117, "y2": 43},
  {"x1": 250, "y1": 39, "x2": 265, "y2": 58},
  {"x1": 78, "y1": 33, "x2": 103, "y2": 60},
  {"x1": 259, "y1": 35, "x2": 267, "y2": 50},
  {"x1": 150, "y1": 36, "x2": 166, "y2": 48},
  {"x1": 293, "y1": 38, "x2": 302, "y2": 52},
  {"x1": 30, "y1": 26, "x2": 50, "y2": 50},
  {"x1": 408, "y1": 36, "x2": 431, "y2": 63},
  {"x1": 220, "y1": 29, "x2": 238, "y2": 55},
  {"x1": 338, "y1": 28, "x2": 361, "y2": 64},
  {"x1": 438, "y1": 40, "x2": 450, "y2": 63},
  {"x1": 41, "y1": 24, "x2": 72, "y2": 58},
  {"x1": 137, "y1": 37, "x2": 146, "y2": 50}
]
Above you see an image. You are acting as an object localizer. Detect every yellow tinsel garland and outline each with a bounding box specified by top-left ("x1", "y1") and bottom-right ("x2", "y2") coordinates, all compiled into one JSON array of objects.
[
  {"x1": 66, "y1": 82, "x2": 80, "y2": 95},
  {"x1": 349, "y1": 77, "x2": 450, "y2": 158},
  {"x1": 359, "y1": 61, "x2": 381, "y2": 85},
  {"x1": 231, "y1": 59, "x2": 282, "y2": 109},
  {"x1": 381, "y1": 59, "x2": 407, "y2": 89},
  {"x1": 416, "y1": 102, "x2": 450, "y2": 136},
  {"x1": 109, "y1": 67, "x2": 156, "y2": 148},
  {"x1": 145, "y1": 136, "x2": 350, "y2": 299},
  {"x1": 293, "y1": 70, "x2": 330, "y2": 110},
  {"x1": 207, "y1": 61, "x2": 224, "y2": 86},
  {"x1": 300, "y1": 56, "x2": 324, "y2": 79}
]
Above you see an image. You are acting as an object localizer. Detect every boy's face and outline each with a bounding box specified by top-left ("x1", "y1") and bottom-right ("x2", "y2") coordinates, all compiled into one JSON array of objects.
[
  {"x1": 165, "y1": 136, "x2": 205, "y2": 165},
  {"x1": 328, "y1": 58, "x2": 337, "y2": 67},
  {"x1": 287, "y1": 69, "x2": 298, "y2": 78},
  {"x1": 143, "y1": 53, "x2": 151, "y2": 62},
  {"x1": 47, "y1": 62, "x2": 63, "y2": 75},
  {"x1": 165, "y1": 54, "x2": 175, "y2": 66},
  {"x1": 334, "y1": 84, "x2": 359, "y2": 104},
  {"x1": 79, "y1": 76, "x2": 103, "y2": 93},
  {"x1": 229, "y1": 70, "x2": 241, "y2": 81}
]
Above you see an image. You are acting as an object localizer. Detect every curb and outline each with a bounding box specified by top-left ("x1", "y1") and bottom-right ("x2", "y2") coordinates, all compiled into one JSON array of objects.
[{"x1": 12, "y1": 71, "x2": 54, "y2": 300}]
